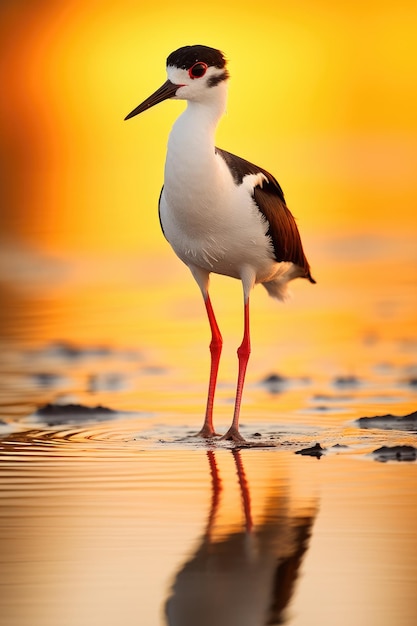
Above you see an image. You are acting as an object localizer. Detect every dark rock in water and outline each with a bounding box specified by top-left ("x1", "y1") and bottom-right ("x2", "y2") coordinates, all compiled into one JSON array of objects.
[
  {"x1": 261, "y1": 373, "x2": 287, "y2": 394},
  {"x1": 263, "y1": 374, "x2": 285, "y2": 384},
  {"x1": 88, "y1": 373, "x2": 127, "y2": 393},
  {"x1": 295, "y1": 443, "x2": 325, "y2": 458},
  {"x1": 333, "y1": 375, "x2": 360, "y2": 388},
  {"x1": 39, "y1": 341, "x2": 111, "y2": 360},
  {"x1": 313, "y1": 393, "x2": 353, "y2": 402},
  {"x1": 371, "y1": 445, "x2": 417, "y2": 462},
  {"x1": 32, "y1": 372, "x2": 65, "y2": 388},
  {"x1": 313, "y1": 405, "x2": 331, "y2": 412},
  {"x1": 43, "y1": 342, "x2": 81, "y2": 359},
  {"x1": 37, "y1": 403, "x2": 116, "y2": 415},
  {"x1": 357, "y1": 411, "x2": 417, "y2": 432},
  {"x1": 34, "y1": 403, "x2": 117, "y2": 426}
]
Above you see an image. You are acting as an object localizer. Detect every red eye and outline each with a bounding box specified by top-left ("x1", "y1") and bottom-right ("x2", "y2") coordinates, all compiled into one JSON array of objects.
[{"x1": 188, "y1": 62, "x2": 208, "y2": 79}]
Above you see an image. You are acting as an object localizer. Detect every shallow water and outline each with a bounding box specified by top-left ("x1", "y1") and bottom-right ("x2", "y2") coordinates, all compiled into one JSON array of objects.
[{"x1": 1, "y1": 245, "x2": 417, "y2": 626}]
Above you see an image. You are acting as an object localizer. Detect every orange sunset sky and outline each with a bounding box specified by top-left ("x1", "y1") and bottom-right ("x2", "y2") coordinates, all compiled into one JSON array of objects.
[{"x1": 1, "y1": 0, "x2": 416, "y2": 257}]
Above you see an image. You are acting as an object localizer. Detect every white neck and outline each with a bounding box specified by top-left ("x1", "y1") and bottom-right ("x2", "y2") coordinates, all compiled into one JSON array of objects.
[{"x1": 165, "y1": 82, "x2": 228, "y2": 178}]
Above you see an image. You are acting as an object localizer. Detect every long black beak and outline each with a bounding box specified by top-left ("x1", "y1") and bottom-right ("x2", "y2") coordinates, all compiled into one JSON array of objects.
[{"x1": 124, "y1": 80, "x2": 181, "y2": 120}]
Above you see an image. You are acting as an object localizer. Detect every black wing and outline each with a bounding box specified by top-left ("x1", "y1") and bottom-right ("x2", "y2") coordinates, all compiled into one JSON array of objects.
[{"x1": 216, "y1": 147, "x2": 315, "y2": 284}]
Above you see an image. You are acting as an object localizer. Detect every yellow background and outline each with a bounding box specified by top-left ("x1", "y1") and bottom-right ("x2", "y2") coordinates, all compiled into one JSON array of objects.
[{"x1": 1, "y1": 0, "x2": 416, "y2": 255}]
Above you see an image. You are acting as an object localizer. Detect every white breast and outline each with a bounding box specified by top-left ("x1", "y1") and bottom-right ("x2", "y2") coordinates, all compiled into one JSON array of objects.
[
  {"x1": 161, "y1": 173, "x2": 279, "y2": 279},
  {"x1": 159, "y1": 109, "x2": 278, "y2": 283}
]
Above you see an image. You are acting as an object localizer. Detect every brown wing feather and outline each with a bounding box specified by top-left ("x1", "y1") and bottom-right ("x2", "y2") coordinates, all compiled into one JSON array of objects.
[
  {"x1": 216, "y1": 148, "x2": 315, "y2": 283},
  {"x1": 254, "y1": 182, "x2": 315, "y2": 283}
]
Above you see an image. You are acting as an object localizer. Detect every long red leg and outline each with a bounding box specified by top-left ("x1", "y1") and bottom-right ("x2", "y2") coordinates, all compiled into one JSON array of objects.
[
  {"x1": 232, "y1": 450, "x2": 253, "y2": 532},
  {"x1": 197, "y1": 294, "x2": 223, "y2": 437},
  {"x1": 223, "y1": 298, "x2": 250, "y2": 442}
]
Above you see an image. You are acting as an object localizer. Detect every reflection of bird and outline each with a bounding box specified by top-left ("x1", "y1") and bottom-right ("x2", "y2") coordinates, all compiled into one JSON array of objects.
[
  {"x1": 125, "y1": 45, "x2": 315, "y2": 441},
  {"x1": 164, "y1": 451, "x2": 315, "y2": 626}
]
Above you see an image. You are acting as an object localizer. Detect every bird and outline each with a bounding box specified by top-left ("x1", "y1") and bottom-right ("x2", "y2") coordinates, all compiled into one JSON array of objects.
[{"x1": 125, "y1": 45, "x2": 315, "y2": 442}]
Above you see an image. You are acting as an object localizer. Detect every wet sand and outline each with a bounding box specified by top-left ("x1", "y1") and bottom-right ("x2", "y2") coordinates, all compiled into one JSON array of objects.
[{"x1": 1, "y1": 250, "x2": 417, "y2": 626}]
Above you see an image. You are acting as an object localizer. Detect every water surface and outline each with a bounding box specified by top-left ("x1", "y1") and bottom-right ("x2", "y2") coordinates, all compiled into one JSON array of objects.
[{"x1": 1, "y1": 245, "x2": 416, "y2": 626}]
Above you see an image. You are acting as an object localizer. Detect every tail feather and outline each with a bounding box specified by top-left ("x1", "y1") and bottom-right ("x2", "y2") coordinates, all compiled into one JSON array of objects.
[{"x1": 261, "y1": 262, "x2": 311, "y2": 302}]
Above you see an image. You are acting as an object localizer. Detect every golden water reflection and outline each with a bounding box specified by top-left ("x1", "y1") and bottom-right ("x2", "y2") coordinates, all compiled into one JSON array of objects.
[
  {"x1": 0, "y1": 434, "x2": 416, "y2": 626},
  {"x1": 165, "y1": 450, "x2": 316, "y2": 626}
]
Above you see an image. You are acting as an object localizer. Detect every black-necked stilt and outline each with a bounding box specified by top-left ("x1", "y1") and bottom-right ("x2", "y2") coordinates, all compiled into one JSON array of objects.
[{"x1": 125, "y1": 45, "x2": 315, "y2": 442}]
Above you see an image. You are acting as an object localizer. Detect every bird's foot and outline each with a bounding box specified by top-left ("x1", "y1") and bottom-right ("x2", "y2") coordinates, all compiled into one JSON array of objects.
[
  {"x1": 195, "y1": 425, "x2": 221, "y2": 438},
  {"x1": 221, "y1": 426, "x2": 247, "y2": 443}
]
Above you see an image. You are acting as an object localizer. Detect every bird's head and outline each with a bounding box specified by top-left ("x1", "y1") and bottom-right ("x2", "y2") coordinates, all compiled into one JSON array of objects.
[{"x1": 125, "y1": 45, "x2": 229, "y2": 120}]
